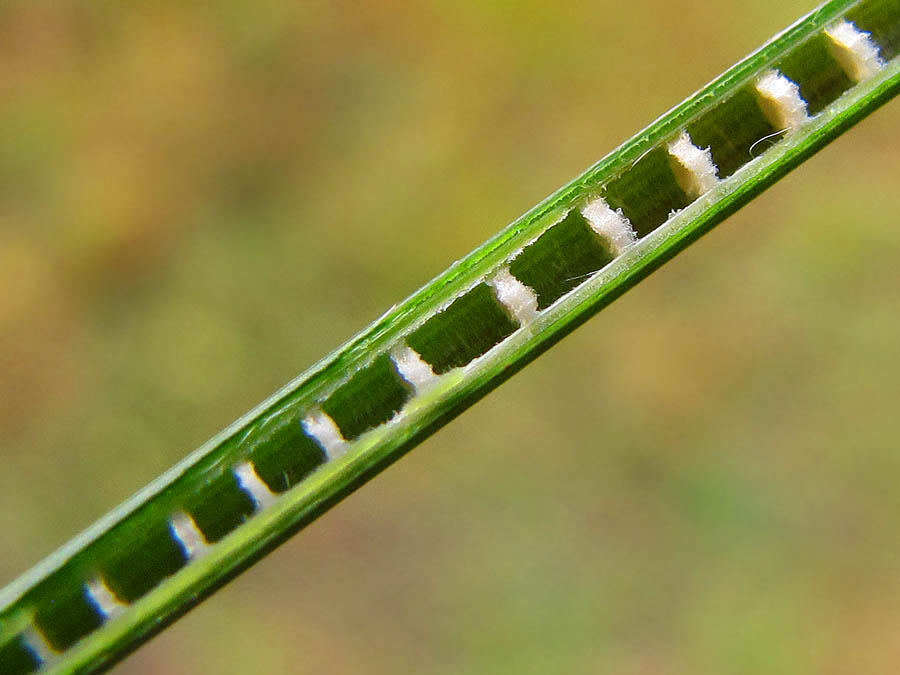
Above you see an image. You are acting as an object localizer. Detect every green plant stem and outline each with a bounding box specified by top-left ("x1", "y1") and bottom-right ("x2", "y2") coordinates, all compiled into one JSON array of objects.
[{"x1": 2, "y1": 0, "x2": 899, "y2": 673}]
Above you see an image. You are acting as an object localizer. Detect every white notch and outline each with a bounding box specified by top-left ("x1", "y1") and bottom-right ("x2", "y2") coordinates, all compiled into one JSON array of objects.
[
  {"x1": 580, "y1": 197, "x2": 636, "y2": 253},
  {"x1": 826, "y1": 20, "x2": 884, "y2": 83},
  {"x1": 755, "y1": 70, "x2": 810, "y2": 131},
  {"x1": 233, "y1": 461, "x2": 278, "y2": 510},
  {"x1": 666, "y1": 130, "x2": 720, "y2": 199},
  {"x1": 302, "y1": 410, "x2": 348, "y2": 460},
  {"x1": 84, "y1": 575, "x2": 128, "y2": 621},
  {"x1": 169, "y1": 511, "x2": 211, "y2": 561},
  {"x1": 391, "y1": 344, "x2": 439, "y2": 393},
  {"x1": 21, "y1": 625, "x2": 60, "y2": 667},
  {"x1": 489, "y1": 267, "x2": 540, "y2": 326}
]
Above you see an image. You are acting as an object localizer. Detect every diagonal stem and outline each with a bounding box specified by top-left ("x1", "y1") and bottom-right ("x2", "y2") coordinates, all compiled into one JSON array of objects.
[{"x1": 1, "y1": 0, "x2": 899, "y2": 673}]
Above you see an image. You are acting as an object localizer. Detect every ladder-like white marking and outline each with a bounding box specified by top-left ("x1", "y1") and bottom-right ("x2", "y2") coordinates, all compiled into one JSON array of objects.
[
  {"x1": 391, "y1": 344, "x2": 439, "y2": 393},
  {"x1": 666, "y1": 130, "x2": 720, "y2": 198},
  {"x1": 580, "y1": 197, "x2": 636, "y2": 252},
  {"x1": 233, "y1": 461, "x2": 278, "y2": 510},
  {"x1": 84, "y1": 575, "x2": 128, "y2": 621},
  {"x1": 20, "y1": 625, "x2": 59, "y2": 667},
  {"x1": 169, "y1": 511, "x2": 211, "y2": 561},
  {"x1": 826, "y1": 20, "x2": 884, "y2": 83},
  {"x1": 302, "y1": 410, "x2": 348, "y2": 460},
  {"x1": 489, "y1": 267, "x2": 539, "y2": 326},
  {"x1": 755, "y1": 70, "x2": 809, "y2": 131}
]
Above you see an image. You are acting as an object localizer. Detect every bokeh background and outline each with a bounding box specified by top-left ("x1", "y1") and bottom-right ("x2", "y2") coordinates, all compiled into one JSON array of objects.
[{"x1": 2, "y1": 1, "x2": 900, "y2": 672}]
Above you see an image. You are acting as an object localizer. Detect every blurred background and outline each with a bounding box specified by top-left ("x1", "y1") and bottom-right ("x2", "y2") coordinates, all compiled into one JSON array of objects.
[{"x1": 2, "y1": 1, "x2": 900, "y2": 672}]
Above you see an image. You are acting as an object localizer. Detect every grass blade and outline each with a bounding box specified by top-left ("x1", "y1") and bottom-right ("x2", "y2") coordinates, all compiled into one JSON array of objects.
[{"x1": 1, "y1": 0, "x2": 899, "y2": 672}]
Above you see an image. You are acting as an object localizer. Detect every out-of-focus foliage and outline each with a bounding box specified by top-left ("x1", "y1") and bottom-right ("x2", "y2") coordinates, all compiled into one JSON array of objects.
[{"x1": 2, "y1": 1, "x2": 900, "y2": 672}]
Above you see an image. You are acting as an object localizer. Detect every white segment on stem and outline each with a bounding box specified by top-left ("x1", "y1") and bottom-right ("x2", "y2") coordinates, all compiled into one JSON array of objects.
[
  {"x1": 826, "y1": 20, "x2": 884, "y2": 83},
  {"x1": 169, "y1": 512, "x2": 211, "y2": 561},
  {"x1": 391, "y1": 344, "x2": 439, "y2": 393},
  {"x1": 489, "y1": 267, "x2": 540, "y2": 326},
  {"x1": 84, "y1": 575, "x2": 128, "y2": 621},
  {"x1": 666, "y1": 130, "x2": 720, "y2": 198},
  {"x1": 302, "y1": 410, "x2": 348, "y2": 460},
  {"x1": 580, "y1": 197, "x2": 636, "y2": 252},
  {"x1": 21, "y1": 625, "x2": 60, "y2": 667},
  {"x1": 233, "y1": 461, "x2": 278, "y2": 510},
  {"x1": 755, "y1": 70, "x2": 810, "y2": 131}
]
